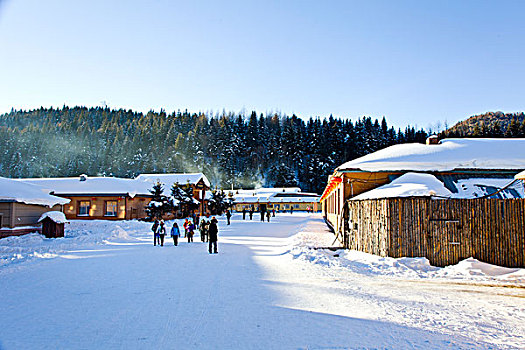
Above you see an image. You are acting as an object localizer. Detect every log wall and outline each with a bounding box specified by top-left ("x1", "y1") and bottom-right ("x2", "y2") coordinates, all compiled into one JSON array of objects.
[{"x1": 345, "y1": 198, "x2": 525, "y2": 267}]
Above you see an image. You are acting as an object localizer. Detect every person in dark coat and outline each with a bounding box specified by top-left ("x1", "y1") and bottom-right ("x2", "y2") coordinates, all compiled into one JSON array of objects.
[
  {"x1": 208, "y1": 217, "x2": 218, "y2": 254},
  {"x1": 266, "y1": 210, "x2": 271, "y2": 222},
  {"x1": 152, "y1": 219, "x2": 160, "y2": 246},
  {"x1": 187, "y1": 221, "x2": 195, "y2": 242},
  {"x1": 170, "y1": 222, "x2": 180, "y2": 246},
  {"x1": 260, "y1": 206, "x2": 266, "y2": 222},
  {"x1": 226, "y1": 210, "x2": 231, "y2": 225},
  {"x1": 242, "y1": 208, "x2": 246, "y2": 220},
  {"x1": 199, "y1": 219, "x2": 208, "y2": 242},
  {"x1": 158, "y1": 220, "x2": 166, "y2": 246},
  {"x1": 249, "y1": 206, "x2": 254, "y2": 220}
]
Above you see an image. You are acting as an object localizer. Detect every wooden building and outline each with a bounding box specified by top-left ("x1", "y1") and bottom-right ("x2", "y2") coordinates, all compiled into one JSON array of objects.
[
  {"x1": 21, "y1": 173, "x2": 211, "y2": 220},
  {"x1": 231, "y1": 188, "x2": 320, "y2": 212},
  {"x1": 0, "y1": 177, "x2": 69, "y2": 238},
  {"x1": 321, "y1": 138, "x2": 525, "y2": 267},
  {"x1": 38, "y1": 211, "x2": 68, "y2": 238}
]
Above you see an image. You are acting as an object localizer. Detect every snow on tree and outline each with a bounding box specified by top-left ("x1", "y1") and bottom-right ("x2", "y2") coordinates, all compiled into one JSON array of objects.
[
  {"x1": 170, "y1": 181, "x2": 199, "y2": 217},
  {"x1": 207, "y1": 189, "x2": 232, "y2": 215},
  {"x1": 145, "y1": 181, "x2": 171, "y2": 219}
]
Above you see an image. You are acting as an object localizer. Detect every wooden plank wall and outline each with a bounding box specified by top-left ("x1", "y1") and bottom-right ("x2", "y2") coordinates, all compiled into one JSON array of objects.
[
  {"x1": 346, "y1": 199, "x2": 390, "y2": 257},
  {"x1": 345, "y1": 198, "x2": 525, "y2": 268}
]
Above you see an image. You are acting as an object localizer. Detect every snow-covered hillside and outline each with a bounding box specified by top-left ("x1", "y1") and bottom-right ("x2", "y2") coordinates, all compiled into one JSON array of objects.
[{"x1": 1, "y1": 214, "x2": 523, "y2": 349}]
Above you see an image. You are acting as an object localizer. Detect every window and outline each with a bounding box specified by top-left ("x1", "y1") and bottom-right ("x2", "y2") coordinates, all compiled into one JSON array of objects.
[
  {"x1": 105, "y1": 201, "x2": 118, "y2": 217},
  {"x1": 78, "y1": 201, "x2": 91, "y2": 216},
  {"x1": 294, "y1": 204, "x2": 300, "y2": 208}
]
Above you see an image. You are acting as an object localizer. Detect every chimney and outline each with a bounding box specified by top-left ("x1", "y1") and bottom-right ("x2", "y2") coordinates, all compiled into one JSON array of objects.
[{"x1": 426, "y1": 135, "x2": 440, "y2": 145}]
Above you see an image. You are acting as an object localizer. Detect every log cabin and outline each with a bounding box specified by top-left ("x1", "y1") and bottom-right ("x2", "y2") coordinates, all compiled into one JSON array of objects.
[
  {"x1": 20, "y1": 173, "x2": 210, "y2": 220},
  {"x1": 321, "y1": 138, "x2": 525, "y2": 234}
]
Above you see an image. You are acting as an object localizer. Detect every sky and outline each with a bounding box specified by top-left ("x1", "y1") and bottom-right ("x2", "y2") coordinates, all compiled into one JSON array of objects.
[{"x1": 0, "y1": 0, "x2": 524, "y2": 129}]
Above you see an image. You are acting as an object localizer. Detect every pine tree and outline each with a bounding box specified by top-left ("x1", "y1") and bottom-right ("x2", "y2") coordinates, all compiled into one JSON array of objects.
[
  {"x1": 207, "y1": 189, "x2": 232, "y2": 215},
  {"x1": 145, "y1": 182, "x2": 171, "y2": 220},
  {"x1": 492, "y1": 121, "x2": 504, "y2": 137},
  {"x1": 520, "y1": 119, "x2": 525, "y2": 137},
  {"x1": 505, "y1": 117, "x2": 520, "y2": 137},
  {"x1": 171, "y1": 182, "x2": 199, "y2": 217}
]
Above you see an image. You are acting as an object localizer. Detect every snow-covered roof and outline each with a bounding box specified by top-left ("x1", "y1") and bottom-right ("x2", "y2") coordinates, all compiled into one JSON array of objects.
[
  {"x1": 18, "y1": 173, "x2": 211, "y2": 198},
  {"x1": 338, "y1": 138, "x2": 525, "y2": 172},
  {"x1": 351, "y1": 173, "x2": 452, "y2": 200},
  {"x1": 231, "y1": 187, "x2": 301, "y2": 197},
  {"x1": 0, "y1": 177, "x2": 70, "y2": 207},
  {"x1": 451, "y1": 178, "x2": 524, "y2": 199},
  {"x1": 136, "y1": 173, "x2": 210, "y2": 188},
  {"x1": 231, "y1": 187, "x2": 320, "y2": 204},
  {"x1": 516, "y1": 170, "x2": 525, "y2": 180},
  {"x1": 268, "y1": 196, "x2": 320, "y2": 203},
  {"x1": 38, "y1": 211, "x2": 68, "y2": 224},
  {"x1": 22, "y1": 176, "x2": 142, "y2": 196}
]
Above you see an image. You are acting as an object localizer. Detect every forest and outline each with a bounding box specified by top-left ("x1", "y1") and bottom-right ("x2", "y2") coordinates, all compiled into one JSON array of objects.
[{"x1": 1, "y1": 106, "x2": 431, "y2": 193}]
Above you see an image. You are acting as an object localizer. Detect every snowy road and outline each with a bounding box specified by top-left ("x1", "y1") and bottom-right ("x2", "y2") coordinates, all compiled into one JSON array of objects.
[{"x1": 1, "y1": 214, "x2": 524, "y2": 349}]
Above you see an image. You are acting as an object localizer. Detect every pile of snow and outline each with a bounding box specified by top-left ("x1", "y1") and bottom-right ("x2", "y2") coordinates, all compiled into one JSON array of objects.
[
  {"x1": 0, "y1": 218, "x2": 196, "y2": 269},
  {"x1": 0, "y1": 177, "x2": 69, "y2": 207},
  {"x1": 352, "y1": 173, "x2": 452, "y2": 200},
  {"x1": 288, "y1": 229, "x2": 525, "y2": 285},
  {"x1": 0, "y1": 220, "x2": 149, "y2": 268},
  {"x1": 38, "y1": 211, "x2": 68, "y2": 224},
  {"x1": 337, "y1": 138, "x2": 525, "y2": 172},
  {"x1": 515, "y1": 169, "x2": 525, "y2": 180}
]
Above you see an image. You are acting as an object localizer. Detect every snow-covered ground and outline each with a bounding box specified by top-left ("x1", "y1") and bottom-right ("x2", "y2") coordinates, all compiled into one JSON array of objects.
[{"x1": 0, "y1": 213, "x2": 523, "y2": 349}]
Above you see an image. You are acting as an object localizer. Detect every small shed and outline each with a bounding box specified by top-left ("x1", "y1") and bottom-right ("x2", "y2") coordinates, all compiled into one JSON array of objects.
[{"x1": 38, "y1": 211, "x2": 68, "y2": 238}]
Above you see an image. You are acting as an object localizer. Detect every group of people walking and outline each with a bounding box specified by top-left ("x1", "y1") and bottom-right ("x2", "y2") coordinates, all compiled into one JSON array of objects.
[
  {"x1": 151, "y1": 216, "x2": 219, "y2": 254},
  {"x1": 241, "y1": 205, "x2": 276, "y2": 222}
]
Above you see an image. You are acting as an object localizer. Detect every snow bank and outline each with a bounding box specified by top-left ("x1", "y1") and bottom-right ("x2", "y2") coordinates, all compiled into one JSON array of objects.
[
  {"x1": 352, "y1": 173, "x2": 452, "y2": 200},
  {"x1": 288, "y1": 229, "x2": 525, "y2": 285},
  {"x1": 38, "y1": 211, "x2": 68, "y2": 224},
  {"x1": 0, "y1": 218, "x2": 193, "y2": 270},
  {"x1": 338, "y1": 138, "x2": 525, "y2": 172},
  {"x1": 0, "y1": 220, "x2": 149, "y2": 268},
  {"x1": 0, "y1": 177, "x2": 70, "y2": 207}
]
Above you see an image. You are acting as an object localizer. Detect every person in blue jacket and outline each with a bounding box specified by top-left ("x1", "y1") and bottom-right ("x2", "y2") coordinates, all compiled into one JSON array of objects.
[{"x1": 170, "y1": 222, "x2": 180, "y2": 246}]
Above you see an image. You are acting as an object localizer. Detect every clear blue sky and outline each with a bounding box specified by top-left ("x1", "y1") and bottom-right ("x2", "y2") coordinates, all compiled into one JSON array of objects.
[{"x1": 1, "y1": 0, "x2": 524, "y2": 129}]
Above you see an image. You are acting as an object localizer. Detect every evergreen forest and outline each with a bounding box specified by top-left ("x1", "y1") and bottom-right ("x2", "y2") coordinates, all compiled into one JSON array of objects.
[{"x1": 1, "y1": 106, "x2": 434, "y2": 193}]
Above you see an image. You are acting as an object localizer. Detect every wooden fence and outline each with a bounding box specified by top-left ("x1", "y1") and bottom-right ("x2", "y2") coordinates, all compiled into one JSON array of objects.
[{"x1": 343, "y1": 198, "x2": 525, "y2": 267}]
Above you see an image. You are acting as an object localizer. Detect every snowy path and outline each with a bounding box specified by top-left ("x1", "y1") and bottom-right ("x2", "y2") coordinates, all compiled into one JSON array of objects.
[{"x1": 0, "y1": 214, "x2": 524, "y2": 349}]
